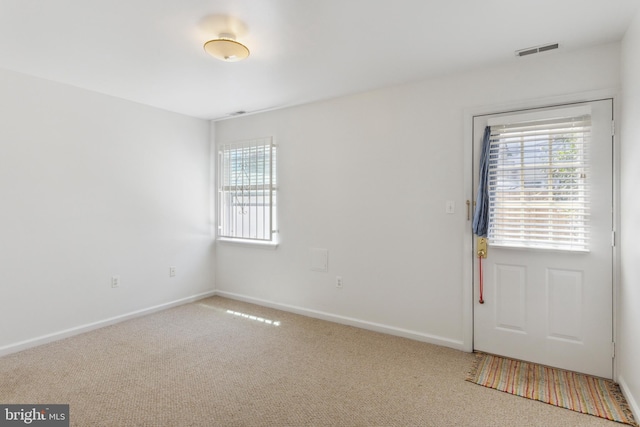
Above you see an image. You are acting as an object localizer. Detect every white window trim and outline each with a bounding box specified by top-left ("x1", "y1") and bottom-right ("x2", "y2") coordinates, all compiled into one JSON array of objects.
[
  {"x1": 217, "y1": 137, "x2": 278, "y2": 245},
  {"x1": 216, "y1": 237, "x2": 279, "y2": 250}
]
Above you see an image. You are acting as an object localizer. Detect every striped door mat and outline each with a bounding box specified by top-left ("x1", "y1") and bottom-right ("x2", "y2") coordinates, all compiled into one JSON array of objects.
[{"x1": 466, "y1": 353, "x2": 637, "y2": 426}]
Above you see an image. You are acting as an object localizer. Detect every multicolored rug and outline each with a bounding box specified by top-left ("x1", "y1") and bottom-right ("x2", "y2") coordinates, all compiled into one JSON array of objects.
[{"x1": 467, "y1": 353, "x2": 638, "y2": 426}]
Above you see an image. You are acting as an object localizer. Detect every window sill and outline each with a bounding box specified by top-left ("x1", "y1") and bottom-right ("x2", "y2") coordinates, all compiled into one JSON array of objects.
[{"x1": 216, "y1": 237, "x2": 279, "y2": 250}]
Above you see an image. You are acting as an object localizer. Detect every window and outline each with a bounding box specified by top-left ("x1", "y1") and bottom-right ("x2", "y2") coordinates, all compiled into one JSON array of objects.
[
  {"x1": 487, "y1": 113, "x2": 590, "y2": 251},
  {"x1": 217, "y1": 138, "x2": 277, "y2": 242}
]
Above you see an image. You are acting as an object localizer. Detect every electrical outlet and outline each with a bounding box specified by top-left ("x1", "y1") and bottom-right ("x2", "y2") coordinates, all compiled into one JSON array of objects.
[
  {"x1": 336, "y1": 276, "x2": 343, "y2": 288},
  {"x1": 169, "y1": 266, "x2": 176, "y2": 277},
  {"x1": 111, "y1": 275, "x2": 120, "y2": 288}
]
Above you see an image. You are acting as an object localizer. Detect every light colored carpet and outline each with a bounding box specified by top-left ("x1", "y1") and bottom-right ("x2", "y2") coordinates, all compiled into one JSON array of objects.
[
  {"x1": 467, "y1": 353, "x2": 637, "y2": 426},
  {"x1": 0, "y1": 296, "x2": 626, "y2": 426}
]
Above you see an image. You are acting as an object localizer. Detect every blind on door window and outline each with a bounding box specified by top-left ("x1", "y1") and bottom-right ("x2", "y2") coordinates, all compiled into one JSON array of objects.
[{"x1": 487, "y1": 115, "x2": 591, "y2": 251}]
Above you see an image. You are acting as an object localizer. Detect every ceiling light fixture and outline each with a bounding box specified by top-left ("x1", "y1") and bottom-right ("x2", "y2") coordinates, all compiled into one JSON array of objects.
[{"x1": 203, "y1": 33, "x2": 250, "y2": 62}]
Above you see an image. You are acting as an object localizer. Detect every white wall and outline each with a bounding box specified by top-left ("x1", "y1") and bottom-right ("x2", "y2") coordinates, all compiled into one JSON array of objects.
[
  {"x1": 0, "y1": 69, "x2": 214, "y2": 353},
  {"x1": 215, "y1": 43, "x2": 621, "y2": 348},
  {"x1": 620, "y1": 8, "x2": 640, "y2": 417}
]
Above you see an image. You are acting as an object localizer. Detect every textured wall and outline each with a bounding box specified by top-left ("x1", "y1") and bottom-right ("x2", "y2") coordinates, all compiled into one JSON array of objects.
[
  {"x1": 620, "y1": 7, "x2": 640, "y2": 418},
  {"x1": 0, "y1": 69, "x2": 214, "y2": 352},
  {"x1": 215, "y1": 43, "x2": 621, "y2": 349}
]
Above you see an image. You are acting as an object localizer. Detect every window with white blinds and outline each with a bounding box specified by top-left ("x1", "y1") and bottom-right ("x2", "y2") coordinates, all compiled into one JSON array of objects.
[
  {"x1": 487, "y1": 115, "x2": 591, "y2": 251},
  {"x1": 218, "y1": 138, "x2": 276, "y2": 242}
]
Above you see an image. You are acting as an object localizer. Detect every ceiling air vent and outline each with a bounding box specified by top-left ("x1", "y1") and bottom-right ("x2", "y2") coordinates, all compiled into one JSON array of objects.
[
  {"x1": 515, "y1": 43, "x2": 559, "y2": 57},
  {"x1": 229, "y1": 110, "x2": 247, "y2": 116}
]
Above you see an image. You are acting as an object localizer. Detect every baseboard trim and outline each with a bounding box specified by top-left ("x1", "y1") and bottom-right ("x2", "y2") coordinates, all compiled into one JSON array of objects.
[
  {"x1": 618, "y1": 375, "x2": 640, "y2": 422},
  {"x1": 214, "y1": 290, "x2": 465, "y2": 351},
  {"x1": 0, "y1": 290, "x2": 216, "y2": 357}
]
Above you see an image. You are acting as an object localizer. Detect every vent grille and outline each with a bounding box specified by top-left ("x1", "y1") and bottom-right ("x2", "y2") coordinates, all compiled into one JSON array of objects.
[{"x1": 516, "y1": 43, "x2": 559, "y2": 57}]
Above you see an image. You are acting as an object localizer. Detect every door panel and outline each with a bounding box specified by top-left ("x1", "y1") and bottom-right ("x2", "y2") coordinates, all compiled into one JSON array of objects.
[
  {"x1": 547, "y1": 268, "x2": 583, "y2": 342},
  {"x1": 473, "y1": 100, "x2": 613, "y2": 379},
  {"x1": 495, "y1": 264, "x2": 526, "y2": 332}
]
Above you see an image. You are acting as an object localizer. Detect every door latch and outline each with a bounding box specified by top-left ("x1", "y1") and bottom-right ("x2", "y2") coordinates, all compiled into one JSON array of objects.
[{"x1": 477, "y1": 237, "x2": 488, "y2": 258}]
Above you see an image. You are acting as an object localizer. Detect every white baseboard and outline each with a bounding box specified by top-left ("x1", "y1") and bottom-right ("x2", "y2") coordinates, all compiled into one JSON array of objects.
[
  {"x1": 214, "y1": 290, "x2": 465, "y2": 351},
  {"x1": 0, "y1": 290, "x2": 216, "y2": 357},
  {"x1": 618, "y1": 375, "x2": 640, "y2": 422}
]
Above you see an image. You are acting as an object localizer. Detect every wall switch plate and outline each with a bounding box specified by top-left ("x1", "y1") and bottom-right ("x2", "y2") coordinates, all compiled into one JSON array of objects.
[
  {"x1": 446, "y1": 200, "x2": 455, "y2": 214},
  {"x1": 111, "y1": 275, "x2": 120, "y2": 288},
  {"x1": 169, "y1": 266, "x2": 176, "y2": 277}
]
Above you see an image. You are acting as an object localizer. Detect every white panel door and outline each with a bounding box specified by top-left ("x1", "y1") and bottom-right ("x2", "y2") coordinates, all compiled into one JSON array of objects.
[{"x1": 472, "y1": 100, "x2": 613, "y2": 379}]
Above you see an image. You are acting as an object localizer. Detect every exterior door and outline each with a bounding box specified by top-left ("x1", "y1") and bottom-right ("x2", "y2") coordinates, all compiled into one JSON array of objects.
[{"x1": 472, "y1": 100, "x2": 613, "y2": 379}]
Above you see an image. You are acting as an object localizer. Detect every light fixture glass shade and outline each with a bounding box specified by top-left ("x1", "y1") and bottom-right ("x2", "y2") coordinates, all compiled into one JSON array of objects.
[{"x1": 204, "y1": 38, "x2": 250, "y2": 62}]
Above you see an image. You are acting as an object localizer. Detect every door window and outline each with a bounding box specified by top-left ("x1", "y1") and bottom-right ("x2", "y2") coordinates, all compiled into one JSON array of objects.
[{"x1": 487, "y1": 113, "x2": 591, "y2": 251}]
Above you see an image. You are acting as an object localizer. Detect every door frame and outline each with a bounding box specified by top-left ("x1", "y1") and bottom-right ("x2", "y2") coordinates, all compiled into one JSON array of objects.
[{"x1": 462, "y1": 89, "x2": 620, "y2": 377}]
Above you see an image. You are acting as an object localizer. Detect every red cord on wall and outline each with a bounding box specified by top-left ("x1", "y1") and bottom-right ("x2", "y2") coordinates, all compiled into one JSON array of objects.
[{"x1": 478, "y1": 255, "x2": 485, "y2": 304}]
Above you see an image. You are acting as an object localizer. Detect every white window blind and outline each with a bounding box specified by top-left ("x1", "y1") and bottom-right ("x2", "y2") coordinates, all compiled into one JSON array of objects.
[
  {"x1": 218, "y1": 138, "x2": 276, "y2": 242},
  {"x1": 487, "y1": 114, "x2": 591, "y2": 251}
]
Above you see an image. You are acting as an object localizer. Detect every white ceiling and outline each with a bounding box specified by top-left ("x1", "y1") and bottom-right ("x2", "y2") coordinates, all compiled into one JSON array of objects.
[{"x1": 0, "y1": 0, "x2": 637, "y2": 120}]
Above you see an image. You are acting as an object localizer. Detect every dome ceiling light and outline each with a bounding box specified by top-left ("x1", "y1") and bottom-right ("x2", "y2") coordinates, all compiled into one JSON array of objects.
[{"x1": 203, "y1": 33, "x2": 250, "y2": 62}]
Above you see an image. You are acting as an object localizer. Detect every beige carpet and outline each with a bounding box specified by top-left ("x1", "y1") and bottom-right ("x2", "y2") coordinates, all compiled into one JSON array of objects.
[{"x1": 0, "y1": 296, "x2": 625, "y2": 426}]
